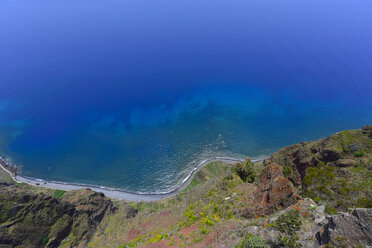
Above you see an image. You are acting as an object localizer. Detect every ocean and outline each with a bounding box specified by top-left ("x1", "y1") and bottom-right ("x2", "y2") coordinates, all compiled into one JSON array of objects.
[{"x1": 0, "y1": 0, "x2": 371, "y2": 193}]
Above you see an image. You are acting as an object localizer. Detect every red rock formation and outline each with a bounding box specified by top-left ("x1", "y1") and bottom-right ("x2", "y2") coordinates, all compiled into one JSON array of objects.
[{"x1": 254, "y1": 163, "x2": 301, "y2": 216}]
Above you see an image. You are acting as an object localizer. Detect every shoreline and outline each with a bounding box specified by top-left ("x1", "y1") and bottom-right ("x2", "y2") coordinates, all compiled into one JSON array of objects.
[{"x1": 0, "y1": 156, "x2": 262, "y2": 202}]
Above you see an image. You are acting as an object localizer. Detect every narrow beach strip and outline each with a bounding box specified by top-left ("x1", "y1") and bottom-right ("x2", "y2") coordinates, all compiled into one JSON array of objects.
[{"x1": 1, "y1": 157, "x2": 263, "y2": 202}]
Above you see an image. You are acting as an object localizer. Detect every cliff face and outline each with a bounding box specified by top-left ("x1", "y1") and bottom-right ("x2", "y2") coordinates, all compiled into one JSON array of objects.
[
  {"x1": 265, "y1": 125, "x2": 372, "y2": 181},
  {"x1": 0, "y1": 186, "x2": 116, "y2": 248},
  {"x1": 0, "y1": 126, "x2": 371, "y2": 248},
  {"x1": 264, "y1": 125, "x2": 372, "y2": 211}
]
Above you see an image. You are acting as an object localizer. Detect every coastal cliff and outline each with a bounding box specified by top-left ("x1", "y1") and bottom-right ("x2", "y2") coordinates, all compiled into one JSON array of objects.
[
  {"x1": 0, "y1": 186, "x2": 116, "y2": 247},
  {"x1": 0, "y1": 126, "x2": 371, "y2": 247},
  {"x1": 264, "y1": 125, "x2": 372, "y2": 212}
]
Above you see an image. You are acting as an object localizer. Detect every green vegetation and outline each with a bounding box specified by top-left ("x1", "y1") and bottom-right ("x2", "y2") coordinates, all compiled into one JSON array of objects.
[
  {"x1": 325, "y1": 204, "x2": 338, "y2": 215},
  {"x1": 354, "y1": 150, "x2": 366, "y2": 157},
  {"x1": 277, "y1": 234, "x2": 300, "y2": 248},
  {"x1": 274, "y1": 210, "x2": 302, "y2": 235},
  {"x1": 338, "y1": 130, "x2": 359, "y2": 153},
  {"x1": 356, "y1": 197, "x2": 372, "y2": 208},
  {"x1": 272, "y1": 211, "x2": 302, "y2": 248},
  {"x1": 303, "y1": 162, "x2": 336, "y2": 202},
  {"x1": 283, "y1": 166, "x2": 293, "y2": 178},
  {"x1": 183, "y1": 203, "x2": 199, "y2": 225},
  {"x1": 41, "y1": 234, "x2": 49, "y2": 245},
  {"x1": 2, "y1": 126, "x2": 371, "y2": 248},
  {"x1": 232, "y1": 158, "x2": 256, "y2": 183},
  {"x1": 235, "y1": 234, "x2": 270, "y2": 248},
  {"x1": 113, "y1": 159, "x2": 265, "y2": 248},
  {"x1": 303, "y1": 158, "x2": 372, "y2": 210},
  {"x1": 54, "y1": 190, "x2": 66, "y2": 199}
]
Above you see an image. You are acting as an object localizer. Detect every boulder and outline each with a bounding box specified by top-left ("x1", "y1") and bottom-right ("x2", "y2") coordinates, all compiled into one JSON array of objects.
[
  {"x1": 352, "y1": 208, "x2": 372, "y2": 237},
  {"x1": 316, "y1": 208, "x2": 372, "y2": 247}
]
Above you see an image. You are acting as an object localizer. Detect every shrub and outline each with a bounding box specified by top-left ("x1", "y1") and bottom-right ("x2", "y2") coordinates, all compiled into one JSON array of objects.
[
  {"x1": 353, "y1": 150, "x2": 366, "y2": 157},
  {"x1": 150, "y1": 233, "x2": 168, "y2": 243},
  {"x1": 184, "y1": 204, "x2": 199, "y2": 225},
  {"x1": 199, "y1": 225, "x2": 209, "y2": 235},
  {"x1": 235, "y1": 234, "x2": 270, "y2": 248},
  {"x1": 325, "y1": 204, "x2": 338, "y2": 215},
  {"x1": 356, "y1": 197, "x2": 372, "y2": 208},
  {"x1": 277, "y1": 234, "x2": 300, "y2": 248},
  {"x1": 274, "y1": 210, "x2": 302, "y2": 235},
  {"x1": 233, "y1": 158, "x2": 256, "y2": 183},
  {"x1": 283, "y1": 166, "x2": 293, "y2": 178},
  {"x1": 303, "y1": 165, "x2": 335, "y2": 201},
  {"x1": 201, "y1": 216, "x2": 214, "y2": 226}
]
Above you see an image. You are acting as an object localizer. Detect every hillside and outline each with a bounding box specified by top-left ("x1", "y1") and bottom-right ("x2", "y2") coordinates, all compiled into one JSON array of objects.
[
  {"x1": 0, "y1": 184, "x2": 117, "y2": 247},
  {"x1": 0, "y1": 126, "x2": 371, "y2": 247}
]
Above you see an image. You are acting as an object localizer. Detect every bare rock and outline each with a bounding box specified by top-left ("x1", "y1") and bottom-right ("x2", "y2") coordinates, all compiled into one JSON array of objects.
[
  {"x1": 314, "y1": 205, "x2": 326, "y2": 225},
  {"x1": 316, "y1": 208, "x2": 372, "y2": 247},
  {"x1": 352, "y1": 208, "x2": 372, "y2": 236}
]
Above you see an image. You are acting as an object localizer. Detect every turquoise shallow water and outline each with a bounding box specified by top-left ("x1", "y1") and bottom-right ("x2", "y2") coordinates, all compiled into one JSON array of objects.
[{"x1": 0, "y1": 0, "x2": 372, "y2": 192}]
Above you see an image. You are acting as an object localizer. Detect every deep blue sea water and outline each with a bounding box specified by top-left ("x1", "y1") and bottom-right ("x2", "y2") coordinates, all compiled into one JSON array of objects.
[{"x1": 0, "y1": 0, "x2": 372, "y2": 193}]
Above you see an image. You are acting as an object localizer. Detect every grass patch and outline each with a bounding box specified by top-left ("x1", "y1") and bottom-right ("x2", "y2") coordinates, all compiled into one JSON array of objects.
[
  {"x1": 303, "y1": 163, "x2": 336, "y2": 202},
  {"x1": 54, "y1": 190, "x2": 66, "y2": 199}
]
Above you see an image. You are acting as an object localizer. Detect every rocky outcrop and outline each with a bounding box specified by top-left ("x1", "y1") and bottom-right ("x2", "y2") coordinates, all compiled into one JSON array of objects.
[
  {"x1": 125, "y1": 206, "x2": 139, "y2": 219},
  {"x1": 253, "y1": 163, "x2": 301, "y2": 216},
  {"x1": 316, "y1": 208, "x2": 372, "y2": 247},
  {"x1": 0, "y1": 186, "x2": 116, "y2": 248},
  {"x1": 263, "y1": 125, "x2": 372, "y2": 186}
]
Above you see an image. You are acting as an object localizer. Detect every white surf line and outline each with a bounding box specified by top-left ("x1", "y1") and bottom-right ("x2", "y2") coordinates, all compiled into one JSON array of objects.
[{"x1": 0, "y1": 156, "x2": 265, "y2": 202}]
